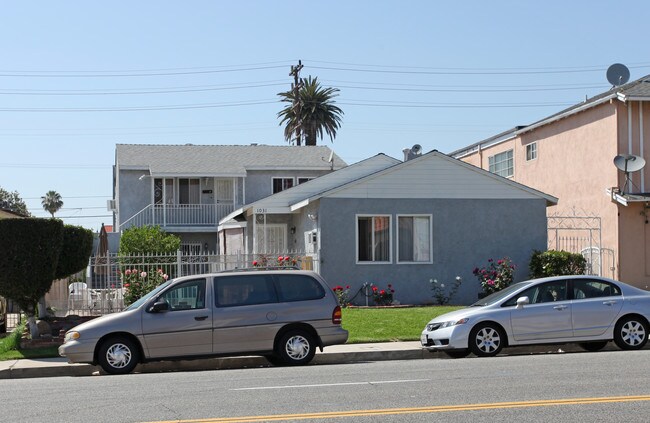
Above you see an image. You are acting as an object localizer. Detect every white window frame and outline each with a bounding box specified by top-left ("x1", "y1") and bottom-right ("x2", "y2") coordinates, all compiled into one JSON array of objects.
[
  {"x1": 355, "y1": 214, "x2": 392, "y2": 264},
  {"x1": 526, "y1": 142, "x2": 537, "y2": 161},
  {"x1": 488, "y1": 149, "x2": 514, "y2": 178},
  {"x1": 272, "y1": 177, "x2": 295, "y2": 194},
  {"x1": 297, "y1": 177, "x2": 314, "y2": 185},
  {"x1": 396, "y1": 214, "x2": 433, "y2": 264}
]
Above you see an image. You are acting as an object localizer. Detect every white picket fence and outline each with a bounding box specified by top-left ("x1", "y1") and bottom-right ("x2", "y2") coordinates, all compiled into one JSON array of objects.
[{"x1": 44, "y1": 250, "x2": 318, "y2": 317}]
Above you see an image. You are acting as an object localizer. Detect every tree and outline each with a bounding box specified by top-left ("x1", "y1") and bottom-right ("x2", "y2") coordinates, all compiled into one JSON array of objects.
[
  {"x1": 41, "y1": 190, "x2": 64, "y2": 217},
  {"x1": 118, "y1": 225, "x2": 181, "y2": 255},
  {"x1": 0, "y1": 187, "x2": 30, "y2": 217},
  {"x1": 0, "y1": 219, "x2": 93, "y2": 337},
  {"x1": 277, "y1": 76, "x2": 344, "y2": 146}
]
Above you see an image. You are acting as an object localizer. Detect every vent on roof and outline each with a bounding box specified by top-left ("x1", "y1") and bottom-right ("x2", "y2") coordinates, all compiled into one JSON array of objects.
[{"x1": 403, "y1": 144, "x2": 423, "y2": 161}]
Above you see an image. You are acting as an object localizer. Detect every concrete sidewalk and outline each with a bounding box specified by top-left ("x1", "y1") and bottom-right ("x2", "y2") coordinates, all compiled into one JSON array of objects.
[
  {"x1": 0, "y1": 341, "x2": 430, "y2": 379},
  {"x1": 0, "y1": 341, "x2": 626, "y2": 379}
]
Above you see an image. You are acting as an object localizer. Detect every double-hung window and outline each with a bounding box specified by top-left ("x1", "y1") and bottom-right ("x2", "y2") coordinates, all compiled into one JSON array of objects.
[
  {"x1": 397, "y1": 215, "x2": 432, "y2": 263},
  {"x1": 526, "y1": 142, "x2": 537, "y2": 161},
  {"x1": 488, "y1": 150, "x2": 514, "y2": 178},
  {"x1": 357, "y1": 215, "x2": 391, "y2": 263},
  {"x1": 272, "y1": 177, "x2": 294, "y2": 194}
]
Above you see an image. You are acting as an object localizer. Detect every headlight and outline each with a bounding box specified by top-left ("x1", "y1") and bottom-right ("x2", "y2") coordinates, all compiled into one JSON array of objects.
[
  {"x1": 439, "y1": 318, "x2": 469, "y2": 328},
  {"x1": 64, "y1": 331, "x2": 80, "y2": 342}
]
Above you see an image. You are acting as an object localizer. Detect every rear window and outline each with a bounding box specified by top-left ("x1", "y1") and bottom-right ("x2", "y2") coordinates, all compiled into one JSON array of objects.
[
  {"x1": 215, "y1": 274, "x2": 277, "y2": 307},
  {"x1": 275, "y1": 274, "x2": 326, "y2": 302}
]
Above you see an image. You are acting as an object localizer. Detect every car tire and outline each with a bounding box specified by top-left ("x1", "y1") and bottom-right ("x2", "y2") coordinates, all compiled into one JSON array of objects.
[
  {"x1": 98, "y1": 337, "x2": 140, "y2": 375},
  {"x1": 578, "y1": 341, "x2": 608, "y2": 352},
  {"x1": 443, "y1": 349, "x2": 471, "y2": 359},
  {"x1": 614, "y1": 316, "x2": 649, "y2": 350},
  {"x1": 469, "y1": 323, "x2": 505, "y2": 357},
  {"x1": 264, "y1": 354, "x2": 284, "y2": 366},
  {"x1": 276, "y1": 330, "x2": 316, "y2": 366}
]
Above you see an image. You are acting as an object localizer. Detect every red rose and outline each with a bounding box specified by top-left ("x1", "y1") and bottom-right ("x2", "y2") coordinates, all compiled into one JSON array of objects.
[{"x1": 380, "y1": 290, "x2": 386, "y2": 295}]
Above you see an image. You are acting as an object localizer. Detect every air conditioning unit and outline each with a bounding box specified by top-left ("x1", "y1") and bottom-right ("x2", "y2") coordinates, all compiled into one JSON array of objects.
[{"x1": 107, "y1": 199, "x2": 116, "y2": 211}]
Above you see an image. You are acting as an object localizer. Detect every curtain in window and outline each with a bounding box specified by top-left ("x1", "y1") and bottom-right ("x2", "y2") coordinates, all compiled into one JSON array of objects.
[
  {"x1": 398, "y1": 216, "x2": 430, "y2": 262},
  {"x1": 398, "y1": 217, "x2": 414, "y2": 261},
  {"x1": 373, "y1": 216, "x2": 389, "y2": 261}
]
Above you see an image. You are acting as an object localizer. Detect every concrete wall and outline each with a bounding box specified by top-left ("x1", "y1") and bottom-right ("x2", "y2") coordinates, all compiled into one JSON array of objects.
[{"x1": 318, "y1": 197, "x2": 548, "y2": 306}]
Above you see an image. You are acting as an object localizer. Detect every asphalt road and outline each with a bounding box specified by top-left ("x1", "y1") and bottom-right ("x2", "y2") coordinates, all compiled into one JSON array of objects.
[{"x1": 2, "y1": 349, "x2": 650, "y2": 422}]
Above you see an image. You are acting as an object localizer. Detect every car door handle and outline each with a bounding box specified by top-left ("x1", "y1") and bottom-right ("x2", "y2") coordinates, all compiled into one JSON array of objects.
[
  {"x1": 553, "y1": 305, "x2": 567, "y2": 310},
  {"x1": 602, "y1": 300, "x2": 617, "y2": 306},
  {"x1": 194, "y1": 315, "x2": 208, "y2": 321}
]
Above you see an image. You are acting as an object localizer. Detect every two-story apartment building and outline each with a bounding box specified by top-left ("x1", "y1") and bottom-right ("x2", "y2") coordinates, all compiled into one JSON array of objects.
[
  {"x1": 112, "y1": 143, "x2": 346, "y2": 253},
  {"x1": 450, "y1": 74, "x2": 650, "y2": 288}
]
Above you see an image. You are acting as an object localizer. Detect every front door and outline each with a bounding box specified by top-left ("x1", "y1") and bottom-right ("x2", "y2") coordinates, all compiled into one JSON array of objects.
[
  {"x1": 141, "y1": 278, "x2": 212, "y2": 358},
  {"x1": 510, "y1": 280, "x2": 573, "y2": 341}
]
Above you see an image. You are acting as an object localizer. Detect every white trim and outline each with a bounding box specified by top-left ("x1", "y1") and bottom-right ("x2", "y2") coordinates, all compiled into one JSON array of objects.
[
  {"x1": 628, "y1": 102, "x2": 633, "y2": 154},
  {"x1": 488, "y1": 149, "x2": 514, "y2": 178},
  {"x1": 217, "y1": 221, "x2": 247, "y2": 232},
  {"x1": 271, "y1": 176, "x2": 296, "y2": 194},
  {"x1": 290, "y1": 199, "x2": 310, "y2": 212},
  {"x1": 355, "y1": 214, "x2": 392, "y2": 264},
  {"x1": 640, "y1": 103, "x2": 645, "y2": 193},
  {"x1": 526, "y1": 142, "x2": 538, "y2": 162},
  {"x1": 396, "y1": 214, "x2": 433, "y2": 264}
]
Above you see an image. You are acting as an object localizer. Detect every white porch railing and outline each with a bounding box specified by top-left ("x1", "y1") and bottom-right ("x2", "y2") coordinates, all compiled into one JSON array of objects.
[{"x1": 120, "y1": 203, "x2": 235, "y2": 230}]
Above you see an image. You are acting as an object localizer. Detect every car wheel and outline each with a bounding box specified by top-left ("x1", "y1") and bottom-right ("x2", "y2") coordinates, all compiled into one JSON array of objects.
[
  {"x1": 578, "y1": 341, "x2": 608, "y2": 352},
  {"x1": 443, "y1": 349, "x2": 471, "y2": 359},
  {"x1": 276, "y1": 330, "x2": 316, "y2": 366},
  {"x1": 98, "y1": 337, "x2": 140, "y2": 375},
  {"x1": 614, "y1": 316, "x2": 649, "y2": 350},
  {"x1": 469, "y1": 323, "x2": 505, "y2": 357}
]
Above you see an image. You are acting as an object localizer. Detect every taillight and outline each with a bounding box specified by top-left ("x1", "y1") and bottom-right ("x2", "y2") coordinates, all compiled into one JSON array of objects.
[{"x1": 332, "y1": 305, "x2": 342, "y2": 325}]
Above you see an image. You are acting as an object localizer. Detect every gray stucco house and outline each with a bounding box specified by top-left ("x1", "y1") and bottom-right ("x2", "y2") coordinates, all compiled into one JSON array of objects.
[
  {"x1": 221, "y1": 150, "x2": 557, "y2": 305},
  {"x1": 112, "y1": 143, "x2": 346, "y2": 252}
]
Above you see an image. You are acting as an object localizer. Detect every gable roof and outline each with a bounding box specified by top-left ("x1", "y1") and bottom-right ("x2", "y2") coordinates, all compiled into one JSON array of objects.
[
  {"x1": 219, "y1": 154, "x2": 401, "y2": 223},
  {"x1": 221, "y1": 150, "x2": 557, "y2": 226},
  {"x1": 450, "y1": 74, "x2": 650, "y2": 157},
  {"x1": 115, "y1": 144, "x2": 347, "y2": 177}
]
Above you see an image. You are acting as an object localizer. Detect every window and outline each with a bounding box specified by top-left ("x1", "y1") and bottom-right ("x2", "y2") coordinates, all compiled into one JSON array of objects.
[
  {"x1": 179, "y1": 178, "x2": 200, "y2": 204},
  {"x1": 272, "y1": 177, "x2": 294, "y2": 194},
  {"x1": 297, "y1": 177, "x2": 314, "y2": 185},
  {"x1": 488, "y1": 150, "x2": 514, "y2": 178},
  {"x1": 357, "y1": 215, "x2": 391, "y2": 263},
  {"x1": 159, "y1": 279, "x2": 206, "y2": 311},
  {"x1": 572, "y1": 280, "x2": 621, "y2": 299},
  {"x1": 397, "y1": 215, "x2": 432, "y2": 263},
  {"x1": 275, "y1": 274, "x2": 325, "y2": 302},
  {"x1": 526, "y1": 143, "x2": 537, "y2": 161},
  {"x1": 215, "y1": 274, "x2": 277, "y2": 307},
  {"x1": 503, "y1": 280, "x2": 568, "y2": 306}
]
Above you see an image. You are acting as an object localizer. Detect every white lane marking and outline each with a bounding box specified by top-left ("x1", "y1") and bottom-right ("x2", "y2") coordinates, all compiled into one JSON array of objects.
[{"x1": 230, "y1": 379, "x2": 430, "y2": 391}]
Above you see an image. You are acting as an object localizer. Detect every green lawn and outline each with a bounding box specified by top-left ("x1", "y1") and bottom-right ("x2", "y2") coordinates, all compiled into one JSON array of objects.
[
  {"x1": 342, "y1": 306, "x2": 462, "y2": 343},
  {"x1": 0, "y1": 306, "x2": 462, "y2": 360}
]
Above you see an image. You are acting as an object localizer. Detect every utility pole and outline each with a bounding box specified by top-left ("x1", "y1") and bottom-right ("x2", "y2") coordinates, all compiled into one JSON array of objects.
[{"x1": 289, "y1": 60, "x2": 304, "y2": 146}]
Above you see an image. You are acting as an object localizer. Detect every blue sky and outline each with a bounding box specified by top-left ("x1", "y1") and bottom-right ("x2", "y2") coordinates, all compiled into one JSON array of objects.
[{"x1": 1, "y1": 1, "x2": 649, "y2": 231}]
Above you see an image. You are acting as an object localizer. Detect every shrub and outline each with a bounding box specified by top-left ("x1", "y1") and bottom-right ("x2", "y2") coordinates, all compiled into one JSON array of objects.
[
  {"x1": 430, "y1": 276, "x2": 462, "y2": 305},
  {"x1": 55, "y1": 225, "x2": 94, "y2": 279},
  {"x1": 529, "y1": 250, "x2": 586, "y2": 278},
  {"x1": 122, "y1": 268, "x2": 169, "y2": 305},
  {"x1": 473, "y1": 257, "x2": 516, "y2": 295},
  {"x1": 118, "y1": 225, "x2": 181, "y2": 255},
  {"x1": 371, "y1": 283, "x2": 395, "y2": 306},
  {"x1": 252, "y1": 255, "x2": 299, "y2": 268},
  {"x1": 333, "y1": 285, "x2": 351, "y2": 307}
]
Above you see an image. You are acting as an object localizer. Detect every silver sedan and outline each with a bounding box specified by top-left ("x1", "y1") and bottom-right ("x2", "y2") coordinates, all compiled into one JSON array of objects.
[{"x1": 421, "y1": 275, "x2": 650, "y2": 358}]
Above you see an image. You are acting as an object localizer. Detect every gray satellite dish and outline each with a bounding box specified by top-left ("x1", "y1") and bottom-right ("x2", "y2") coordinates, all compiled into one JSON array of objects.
[
  {"x1": 614, "y1": 154, "x2": 646, "y2": 194},
  {"x1": 607, "y1": 63, "x2": 630, "y2": 87},
  {"x1": 411, "y1": 144, "x2": 422, "y2": 155}
]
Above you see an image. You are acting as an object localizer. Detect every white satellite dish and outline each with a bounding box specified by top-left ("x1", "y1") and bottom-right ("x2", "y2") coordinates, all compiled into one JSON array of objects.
[
  {"x1": 607, "y1": 63, "x2": 630, "y2": 87},
  {"x1": 411, "y1": 144, "x2": 422, "y2": 155},
  {"x1": 614, "y1": 154, "x2": 646, "y2": 194}
]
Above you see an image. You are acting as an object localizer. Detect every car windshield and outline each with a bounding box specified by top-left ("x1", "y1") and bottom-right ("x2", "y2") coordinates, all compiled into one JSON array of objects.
[
  {"x1": 471, "y1": 281, "x2": 529, "y2": 306},
  {"x1": 124, "y1": 279, "x2": 173, "y2": 311}
]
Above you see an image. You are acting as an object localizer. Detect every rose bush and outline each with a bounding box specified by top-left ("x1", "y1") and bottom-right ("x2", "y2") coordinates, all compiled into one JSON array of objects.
[
  {"x1": 122, "y1": 268, "x2": 169, "y2": 305},
  {"x1": 333, "y1": 285, "x2": 351, "y2": 307},
  {"x1": 371, "y1": 283, "x2": 395, "y2": 306},
  {"x1": 473, "y1": 257, "x2": 515, "y2": 295}
]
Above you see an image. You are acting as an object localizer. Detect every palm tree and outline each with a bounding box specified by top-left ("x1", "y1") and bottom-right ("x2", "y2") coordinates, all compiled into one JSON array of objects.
[
  {"x1": 277, "y1": 76, "x2": 344, "y2": 146},
  {"x1": 41, "y1": 190, "x2": 63, "y2": 217}
]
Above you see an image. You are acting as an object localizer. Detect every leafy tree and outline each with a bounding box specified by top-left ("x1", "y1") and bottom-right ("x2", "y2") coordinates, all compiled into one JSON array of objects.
[
  {"x1": 41, "y1": 190, "x2": 64, "y2": 217},
  {"x1": 118, "y1": 225, "x2": 181, "y2": 255},
  {"x1": 277, "y1": 76, "x2": 344, "y2": 146},
  {"x1": 55, "y1": 225, "x2": 94, "y2": 279},
  {"x1": 0, "y1": 187, "x2": 30, "y2": 217},
  {"x1": 529, "y1": 250, "x2": 587, "y2": 278}
]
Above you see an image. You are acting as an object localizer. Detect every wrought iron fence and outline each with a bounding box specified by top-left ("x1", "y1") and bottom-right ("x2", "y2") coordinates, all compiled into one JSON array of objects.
[{"x1": 44, "y1": 250, "x2": 318, "y2": 317}]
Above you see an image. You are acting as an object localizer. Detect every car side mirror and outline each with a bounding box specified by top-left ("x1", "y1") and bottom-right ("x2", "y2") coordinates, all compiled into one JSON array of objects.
[
  {"x1": 516, "y1": 296, "x2": 530, "y2": 309},
  {"x1": 149, "y1": 300, "x2": 169, "y2": 313}
]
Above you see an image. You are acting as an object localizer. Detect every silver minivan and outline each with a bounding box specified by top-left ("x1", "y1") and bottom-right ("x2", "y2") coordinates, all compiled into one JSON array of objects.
[{"x1": 59, "y1": 269, "x2": 348, "y2": 374}]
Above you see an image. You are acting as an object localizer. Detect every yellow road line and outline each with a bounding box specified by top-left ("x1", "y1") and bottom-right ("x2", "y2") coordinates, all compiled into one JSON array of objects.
[{"x1": 145, "y1": 395, "x2": 650, "y2": 423}]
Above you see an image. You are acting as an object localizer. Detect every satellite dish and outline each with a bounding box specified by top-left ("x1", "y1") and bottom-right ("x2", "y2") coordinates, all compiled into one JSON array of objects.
[
  {"x1": 411, "y1": 144, "x2": 422, "y2": 155},
  {"x1": 607, "y1": 63, "x2": 630, "y2": 87},
  {"x1": 614, "y1": 154, "x2": 646, "y2": 194}
]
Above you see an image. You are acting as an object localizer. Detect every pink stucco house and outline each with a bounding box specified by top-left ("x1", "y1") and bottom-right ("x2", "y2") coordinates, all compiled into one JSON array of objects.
[{"x1": 450, "y1": 74, "x2": 650, "y2": 289}]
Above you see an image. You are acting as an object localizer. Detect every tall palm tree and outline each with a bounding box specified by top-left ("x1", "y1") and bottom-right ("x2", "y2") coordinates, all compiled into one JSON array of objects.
[
  {"x1": 41, "y1": 190, "x2": 63, "y2": 217},
  {"x1": 277, "y1": 76, "x2": 344, "y2": 146}
]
